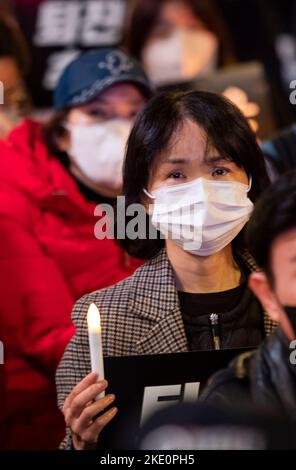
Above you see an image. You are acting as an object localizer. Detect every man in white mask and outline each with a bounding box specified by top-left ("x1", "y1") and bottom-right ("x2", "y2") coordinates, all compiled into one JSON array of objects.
[
  {"x1": 127, "y1": 0, "x2": 260, "y2": 136},
  {"x1": 142, "y1": 27, "x2": 218, "y2": 86},
  {"x1": 128, "y1": 0, "x2": 220, "y2": 87}
]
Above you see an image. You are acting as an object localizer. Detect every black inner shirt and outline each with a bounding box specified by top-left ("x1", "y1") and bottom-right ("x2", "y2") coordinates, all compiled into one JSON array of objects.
[
  {"x1": 178, "y1": 281, "x2": 264, "y2": 351},
  {"x1": 179, "y1": 283, "x2": 245, "y2": 317}
]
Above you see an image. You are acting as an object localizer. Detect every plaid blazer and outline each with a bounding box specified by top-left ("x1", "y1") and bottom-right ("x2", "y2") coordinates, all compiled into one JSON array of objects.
[{"x1": 56, "y1": 247, "x2": 277, "y2": 449}]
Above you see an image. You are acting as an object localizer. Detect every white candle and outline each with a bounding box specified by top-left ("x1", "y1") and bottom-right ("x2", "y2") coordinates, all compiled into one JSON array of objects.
[{"x1": 87, "y1": 303, "x2": 105, "y2": 398}]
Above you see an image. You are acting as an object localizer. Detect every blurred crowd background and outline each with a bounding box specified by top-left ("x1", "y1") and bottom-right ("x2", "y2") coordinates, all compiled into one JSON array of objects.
[{"x1": 0, "y1": 0, "x2": 296, "y2": 135}]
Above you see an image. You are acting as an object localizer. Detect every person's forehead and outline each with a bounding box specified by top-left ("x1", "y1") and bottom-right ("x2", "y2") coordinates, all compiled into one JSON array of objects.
[
  {"x1": 158, "y1": 120, "x2": 211, "y2": 162},
  {"x1": 159, "y1": 1, "x2": 199, "y2": 27},
  {"x1": 95, "y1": 83, "x2": 144, "y2": 103},
  {"x1": 73, "y1": 84, "x2": 145, "y2": 113}
]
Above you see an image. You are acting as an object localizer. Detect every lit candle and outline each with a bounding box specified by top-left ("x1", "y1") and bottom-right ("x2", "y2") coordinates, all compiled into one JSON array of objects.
[{"x1": 87, "y1": 303, "x2": 105, "y2": 398}]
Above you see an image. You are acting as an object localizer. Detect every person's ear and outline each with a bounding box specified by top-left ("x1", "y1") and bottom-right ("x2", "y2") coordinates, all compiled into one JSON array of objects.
[
  {"x1": 141, "y1": 188, "x2": 154, "y2": 215},
  {"x1": 248, "y1": 272, "x2": 281, "y2": 322},
  {"x1": 56, "y1": 129, "x2": 70, "y2": 152}
]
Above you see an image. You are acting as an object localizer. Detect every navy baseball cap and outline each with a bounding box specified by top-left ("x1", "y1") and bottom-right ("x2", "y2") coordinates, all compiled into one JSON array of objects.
[{"x1": 54, "y1": 48, "x2": 154, "y2": 110}]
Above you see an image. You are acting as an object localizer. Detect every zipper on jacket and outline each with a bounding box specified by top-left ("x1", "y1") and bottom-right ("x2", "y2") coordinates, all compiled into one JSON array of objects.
[{"x1": 209, "y1": 313, "x2": 221, "y2": 350}]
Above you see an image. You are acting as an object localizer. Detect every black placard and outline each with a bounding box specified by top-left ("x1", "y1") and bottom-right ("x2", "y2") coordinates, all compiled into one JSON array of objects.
[{"x1": 100, "y1": 347, "x2": 253, "y2": 449}]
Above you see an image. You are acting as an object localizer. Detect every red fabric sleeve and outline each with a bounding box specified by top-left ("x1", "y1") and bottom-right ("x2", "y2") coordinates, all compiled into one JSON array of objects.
[{"x1": 0, "y1": 217, "x2": 75, "y2": 379}]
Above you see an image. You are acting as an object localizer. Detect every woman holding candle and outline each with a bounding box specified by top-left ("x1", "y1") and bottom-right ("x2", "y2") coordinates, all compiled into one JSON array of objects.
[{"x1": 56, "y1": 90, "x2": 277, "y2": 450}]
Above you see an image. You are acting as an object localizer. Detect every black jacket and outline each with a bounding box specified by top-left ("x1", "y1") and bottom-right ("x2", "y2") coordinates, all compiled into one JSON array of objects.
[{"x1": 201, "y1": 328, "x2": 296, "y2": 419}]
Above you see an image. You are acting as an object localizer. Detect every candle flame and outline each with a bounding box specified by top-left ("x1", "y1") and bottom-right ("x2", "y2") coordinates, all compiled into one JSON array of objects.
[{"x1": 87, "y1": 303, "x2": 101, "y2": 331}]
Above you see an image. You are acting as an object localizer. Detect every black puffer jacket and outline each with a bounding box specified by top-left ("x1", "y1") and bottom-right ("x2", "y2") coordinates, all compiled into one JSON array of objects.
[{"x1": 201, "y1": 328, "x2": 296, "y2": 419}]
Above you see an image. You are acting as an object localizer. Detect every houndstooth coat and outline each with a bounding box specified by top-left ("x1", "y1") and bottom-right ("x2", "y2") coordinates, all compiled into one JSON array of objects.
[{"x1": 55, "y1": 248, "x2": 277, "y2": 449}]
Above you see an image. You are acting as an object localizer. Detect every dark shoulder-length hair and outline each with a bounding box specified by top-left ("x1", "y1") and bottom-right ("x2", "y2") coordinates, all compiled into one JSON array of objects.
[
  {"x1": 118, "y1": 90, "x2": 270, "y2": 259},
  {"x1": 123, "y1": 0, "x2": 235, "y2": 67}
]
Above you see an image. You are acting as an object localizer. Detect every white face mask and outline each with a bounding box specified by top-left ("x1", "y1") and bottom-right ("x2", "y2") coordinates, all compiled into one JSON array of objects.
[
  {"x1": 143, "y1": 177, "x2": 254, "y2": 256},
  {"x1": 142, "y1": 28, "x2": 218, "y2": 86},
  {"x1": 68, "y1": 119, "x2": 132, "y2": 190}
]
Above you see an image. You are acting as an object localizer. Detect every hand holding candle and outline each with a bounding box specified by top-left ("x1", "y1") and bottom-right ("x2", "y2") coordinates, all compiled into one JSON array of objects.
[
  {"x1": 62, "y1": 303, "x2": 116, "y2": 450},
  {"x1": 87, "y1": 303, "x2": 105, "y2": 398}
]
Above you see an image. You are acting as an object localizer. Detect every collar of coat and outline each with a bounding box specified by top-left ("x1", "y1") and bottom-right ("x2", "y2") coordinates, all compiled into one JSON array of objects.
[{"x1": 127, "y1": 247, "x2": 278, "y2": 354}]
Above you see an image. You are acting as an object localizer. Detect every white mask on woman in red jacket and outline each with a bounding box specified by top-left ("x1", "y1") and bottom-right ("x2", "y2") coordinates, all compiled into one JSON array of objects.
[{"x1": 67, "y1": 119, "x2": 132, "y2": 192}]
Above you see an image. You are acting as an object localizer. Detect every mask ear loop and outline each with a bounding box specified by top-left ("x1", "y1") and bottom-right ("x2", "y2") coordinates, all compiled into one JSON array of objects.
[
  {"x1": 247, "y1": 175, "x2": 252, "y2": 192},
  {"x1": 62, "y1": 122, "x2": 72, "y2": 132},
  {"x1": 142, "y1": 188, "x2": 156, "y2": 200}
]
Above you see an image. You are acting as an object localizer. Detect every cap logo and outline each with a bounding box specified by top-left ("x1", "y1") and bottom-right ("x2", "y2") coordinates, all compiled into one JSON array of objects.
[{"x1": 97, "y1": 50, "x2": 134, "y2": 76}]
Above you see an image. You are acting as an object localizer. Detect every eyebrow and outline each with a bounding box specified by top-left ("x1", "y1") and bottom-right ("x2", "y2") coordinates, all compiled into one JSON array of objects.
[
  {"x1": 204, "y1": 155, "x2": 232, "y2": 164},
  {"x1": 161, "y1": 155, "x2": 232, "y2": 165},
  {"x1": 161, "y1": 158, "x2": 189, "y2": 165}
]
